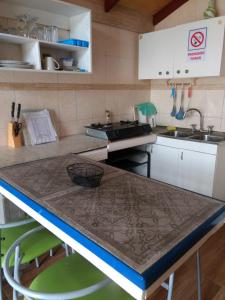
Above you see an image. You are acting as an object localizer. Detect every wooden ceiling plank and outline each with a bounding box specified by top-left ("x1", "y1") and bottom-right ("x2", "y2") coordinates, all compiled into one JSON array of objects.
[
  {"x1": 104, "y1": 0, "x2": 120, "y2": 12},
  {"x1": 153, "y1": 0, "x2": 189, "y2": 25}
]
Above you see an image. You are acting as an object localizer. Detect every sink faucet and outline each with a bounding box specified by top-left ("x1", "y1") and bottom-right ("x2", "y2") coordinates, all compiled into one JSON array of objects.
[{"x1": 184, "y1": 108, "x2": 204, "y2": 131}]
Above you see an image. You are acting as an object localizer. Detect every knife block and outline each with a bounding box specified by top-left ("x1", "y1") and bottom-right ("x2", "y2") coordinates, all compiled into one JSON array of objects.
[{"x1": 8, "y1": 122, "x2": 23, "y2": 148}]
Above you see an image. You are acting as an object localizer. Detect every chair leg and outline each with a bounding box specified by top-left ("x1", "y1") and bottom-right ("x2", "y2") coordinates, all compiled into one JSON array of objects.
[
  {"x1": 0, "y1": 268, "x2": 2, "y2": 300},
  {"x1": 49, "y1": 249, "x2": 54, "y2": 257},
  {"x1": 0, "y1": 230, "x2": 3, "y2": 300},
  {"x1": 167, "y1": 273, "x2": 174, "y2": 300},
  {"x1": 196, "y1": 250, "x2": 202, "y2": 300},
  {"x1": 13, "y1": 245, "x2": 20, "y2": 300},
  {"x1": 161, "y1": 273, "x2": 174, "y2": 300},
  {"x1": 64, "y1": 243, "x2": 69, "y2": 257},
  {"x1": 35, "y1": 257, "x2": 40, "y2": 268}
]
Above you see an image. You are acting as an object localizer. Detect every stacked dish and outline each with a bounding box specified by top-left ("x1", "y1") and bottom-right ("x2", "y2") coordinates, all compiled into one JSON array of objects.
[{"x1": 0, "y1": 60, "x2": 34, "y2": 69}]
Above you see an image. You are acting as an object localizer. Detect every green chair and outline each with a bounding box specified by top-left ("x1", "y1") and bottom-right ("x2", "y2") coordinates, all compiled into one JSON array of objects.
[
  {"x1": 3, "y1": 226, "x2": 175, "y2": 300},
  {"x1": 0, "y1": 218, "x2": 61, "y2": 300},
  {"x1": 3, "y1": 226, "x2": 134, "y2": 300}
]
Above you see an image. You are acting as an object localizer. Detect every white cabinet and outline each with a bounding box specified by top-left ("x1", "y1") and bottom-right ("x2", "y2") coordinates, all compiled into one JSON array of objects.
[
  {"x1": 139, "y1": 28, "x2": 174, "y2": 79},
  {"x1": 0, "y1": 0, "x2": 92, "y2": 73},
  {"x1": 174, "y1": 17, "x2": 225, "y2": 78},
  {"x1": 177, "y1": 150, "x2": 216, "y2": 196},
  {"x1": 139, "y1": 16, "x2": 225, "y2": 79},
  {"x1": 151, "y1": 144, "x2": 179, "y2": 185},
  {"x1": 151, "y1": 138, "x2": 218, "y2": 197}
]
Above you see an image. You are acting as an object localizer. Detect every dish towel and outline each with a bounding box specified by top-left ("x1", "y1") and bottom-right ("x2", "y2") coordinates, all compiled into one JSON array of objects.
[{"x1": 136, "y1": 102, "x2": 157, "y2": 117}]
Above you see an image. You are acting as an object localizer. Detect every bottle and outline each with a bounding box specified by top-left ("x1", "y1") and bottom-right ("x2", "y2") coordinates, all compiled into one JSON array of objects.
[{"x1": 204, "y1": 0, "x2": 217, "y2": 19}]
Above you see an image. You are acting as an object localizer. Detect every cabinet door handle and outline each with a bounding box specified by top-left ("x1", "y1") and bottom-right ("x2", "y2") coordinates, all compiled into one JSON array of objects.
[
  {"x1": 181, "y1": 152, "x2": 184, "y2": 160},
  {"x1": 151, "y1": 146, "x2": 153, "y2": 154}
]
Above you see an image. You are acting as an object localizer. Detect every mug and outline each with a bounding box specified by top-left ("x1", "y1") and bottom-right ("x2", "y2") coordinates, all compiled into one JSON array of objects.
[{"x1": 44, "y1": 57, "x2": 60, "y2": 71}]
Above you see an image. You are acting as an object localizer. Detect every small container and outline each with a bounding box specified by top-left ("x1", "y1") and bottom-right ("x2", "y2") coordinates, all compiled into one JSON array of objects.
[
  {"x1": 81, "y1": 41, "x2": 89, "y2": 48},
  {"x1": 61, "y1": 57, "x2": 74, "y2": 67},
  {"x1": 67, "y1": 163, "x2": 104, "y2": 188}
]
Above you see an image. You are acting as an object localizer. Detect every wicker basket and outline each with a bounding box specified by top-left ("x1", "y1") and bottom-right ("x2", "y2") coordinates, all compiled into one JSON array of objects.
[{"x1": 67, "y1": 163, "x2": 104, "y2": 187}]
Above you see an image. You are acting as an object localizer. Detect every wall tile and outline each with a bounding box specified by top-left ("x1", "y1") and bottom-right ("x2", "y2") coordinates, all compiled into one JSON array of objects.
[
  {"x1": 92, "y1": 22, "x2": 108, "y2": 57},
  {"x1": 12, "y1": 71, "x2": 58, "y2": 83},
  {"x1": 76, "y1": 91, "x2": 106, "y2": 121},
  {"x1": 205, "y1": 90, "x2": 225, "y2": 117},
  {"x1": 0, "y1": 70, "x2": 13, "y2": 83},
  {"x1": 220, "y1": 118, "x2": 225, "y2": 132},
  {"x1": 0, "y1": 90, "x2": 15, "y2": 129},
  {"x1": 91, "y1": 54, "x2": 107, "y2": 84},
  {"x1": 14, "y1": 90, "x2": 42, "y2": 110},
  {"x1": 204, "y1": 117, "x2": 222, "y2": 131},
  {"x1": 59, "y1": 120, "x2": 81, "y2": 137},
  {"x1": 0, "y1": 129, "x2": 7, "y2": 146},
  {"x1": 58, "y1": 90, "x2": 77, "y2": 122}
]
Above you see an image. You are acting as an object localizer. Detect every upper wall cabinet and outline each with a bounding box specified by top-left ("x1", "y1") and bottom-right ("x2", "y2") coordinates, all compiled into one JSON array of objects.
[
  {"x1": 138, "y1": 28, "x2": 174, "y2": 79},
  {"x1": 0, "y1": 0, "x2": 92, "y2": 73},
  {"x1": 139, "y1": 17, "x2": 225, "y2": 79}
]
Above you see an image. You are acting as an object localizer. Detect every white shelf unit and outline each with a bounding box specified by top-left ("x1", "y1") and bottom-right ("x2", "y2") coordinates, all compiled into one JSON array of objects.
[{"x1": 0, "y1": 0, "x2": 92, "y2": 73}]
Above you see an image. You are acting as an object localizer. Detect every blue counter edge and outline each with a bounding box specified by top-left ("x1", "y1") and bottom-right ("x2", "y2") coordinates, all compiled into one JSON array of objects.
[{"x1": 1, "y1": 178, "x2": 225, "y2": 291}]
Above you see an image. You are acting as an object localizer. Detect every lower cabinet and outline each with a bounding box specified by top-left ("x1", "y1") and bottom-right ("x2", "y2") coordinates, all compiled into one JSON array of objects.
[
  {"x1": 151, "y1": 143, "x2": 216, "y2": 197},
  {"x1": 151, "y1": 144, "x2": 180, "y2": 186}
]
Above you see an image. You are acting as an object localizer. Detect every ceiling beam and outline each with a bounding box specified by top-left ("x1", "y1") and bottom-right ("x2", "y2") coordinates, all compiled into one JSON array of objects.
[
  {"x1": 153, "y1": 0, "x2": 189, "y2": 26},
  {"x1": 104, "y1": 0, "x2": 120, "y2": 12}
]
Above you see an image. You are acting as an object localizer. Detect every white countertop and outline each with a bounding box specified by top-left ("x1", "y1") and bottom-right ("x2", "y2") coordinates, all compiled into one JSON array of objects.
[{"x1": 0, "y1": 135, "x2": 108, "y2": 168}]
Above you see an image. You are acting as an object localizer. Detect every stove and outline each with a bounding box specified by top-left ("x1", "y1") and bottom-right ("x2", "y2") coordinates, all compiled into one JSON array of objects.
[{"x1": 86, "y1": 120, "x2": 152, "y2": 141}]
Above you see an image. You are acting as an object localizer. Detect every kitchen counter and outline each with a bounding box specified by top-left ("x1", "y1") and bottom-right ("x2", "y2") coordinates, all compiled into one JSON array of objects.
[
  {"x1": 0, "y1": 153, "x2": 224, "y2": 277},
  {"x1": 0, "y1": 134, "x2": 108, "y2": 168}
]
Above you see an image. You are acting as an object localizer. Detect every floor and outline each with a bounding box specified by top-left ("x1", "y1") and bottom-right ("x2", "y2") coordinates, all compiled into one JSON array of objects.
[{"x1": 3, "y1": 225, "x2": 225, "y2": 300}]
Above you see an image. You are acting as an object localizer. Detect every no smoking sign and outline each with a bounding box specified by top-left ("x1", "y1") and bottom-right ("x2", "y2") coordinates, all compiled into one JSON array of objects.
[{"x1": 188, "y1": 27, "x2": 207, "y2": 51}]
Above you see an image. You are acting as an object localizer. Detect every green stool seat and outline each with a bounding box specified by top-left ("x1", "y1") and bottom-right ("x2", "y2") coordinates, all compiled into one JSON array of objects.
[
  {"x1": 1, "y1": 221, "x2": 61, "y2": 266},
  {"x1": 28, "y1": 253, "x2": 133, "y2": 300}
]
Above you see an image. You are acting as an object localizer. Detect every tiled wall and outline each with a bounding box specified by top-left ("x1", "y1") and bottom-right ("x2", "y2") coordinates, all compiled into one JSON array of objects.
[
  {"x1": 0, "y1": 22, "x2": 150, "y2": 146},
  {"x1": 151, "y1": 0, "x2": 225, "y2": 132},
  {"x1": 152, "y1": 87, "x2": 225, "y2": 132}
]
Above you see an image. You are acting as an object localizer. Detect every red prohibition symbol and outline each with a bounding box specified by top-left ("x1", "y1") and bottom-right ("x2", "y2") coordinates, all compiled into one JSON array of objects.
[{"x1": 191, "y1": 31, "x2": 205, "y2": 48}]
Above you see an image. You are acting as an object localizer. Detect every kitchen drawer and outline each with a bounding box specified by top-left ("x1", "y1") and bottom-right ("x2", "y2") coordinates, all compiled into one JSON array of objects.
[
  {"x1": 156, "y1": 136, "x2": 218, "y2": 155},
  {"x1": 78, "y1": 148, "x2": 108, "y2": 161}
]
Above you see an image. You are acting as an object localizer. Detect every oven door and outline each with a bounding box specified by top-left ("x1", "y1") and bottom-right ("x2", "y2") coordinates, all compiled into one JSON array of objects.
[{"x1": 106, "y1": 146, "x2": 150, "y2": 178}]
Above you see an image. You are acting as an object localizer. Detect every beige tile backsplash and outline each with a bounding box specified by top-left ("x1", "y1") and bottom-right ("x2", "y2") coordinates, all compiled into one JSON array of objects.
[
  {"x1": 0, "y1": 22, "x2": 150, "y2": 146},
  {"x1": 151, "y1": 88, "x2": 225, "y2": 131}
]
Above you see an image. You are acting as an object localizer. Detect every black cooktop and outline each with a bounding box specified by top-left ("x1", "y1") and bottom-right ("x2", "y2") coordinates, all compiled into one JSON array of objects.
[
  {"x1": 86, "y1": 120, "x2": 152, "y2": 141},
  {"x1": 87, "y1": 120, "x2": 141, "y2": 131}
]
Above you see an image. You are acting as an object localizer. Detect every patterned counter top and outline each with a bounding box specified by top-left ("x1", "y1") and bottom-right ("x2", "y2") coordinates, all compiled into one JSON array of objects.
[
  {"x1": 0, "y1": 135, "x2": 107, "y2": 168},
  {"x1": 0, "y1": 154, "x2": 224, "y2": 279}
]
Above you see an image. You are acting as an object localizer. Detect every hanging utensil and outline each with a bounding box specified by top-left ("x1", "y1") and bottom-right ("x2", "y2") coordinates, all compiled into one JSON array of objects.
[
  {"x1": 170, "y1": 83, "x2": 177, "y2": 117},
  {"x1": 187, "y1": 84, "x2": 192, "y2": 110},
  {"x1": 176, "y1": 84, "x2": 185, "y2": 120}
]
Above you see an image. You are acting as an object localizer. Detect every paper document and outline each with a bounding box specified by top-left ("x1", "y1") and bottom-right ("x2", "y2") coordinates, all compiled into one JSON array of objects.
[{"x1": 23, "y1": 109, "x2": 57, "y2": 145}]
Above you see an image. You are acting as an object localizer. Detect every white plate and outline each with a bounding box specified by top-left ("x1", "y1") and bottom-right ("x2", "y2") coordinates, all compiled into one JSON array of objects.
[
  {"x1": 0, "y1": 60, "x2": 30, "y2": 65},
  {"x1": 0, "y1": 64, "x2": 34, "y2": 69}
]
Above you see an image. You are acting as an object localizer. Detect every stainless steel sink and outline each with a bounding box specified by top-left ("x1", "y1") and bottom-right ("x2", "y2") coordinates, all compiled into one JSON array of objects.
[
  {"x1": 189, "y1": 134, "x2": 225, "y2": 143},
  {"x1": 161, "y1": 131, "x2": 193, "y2": 138},
  {"x1": 160, "y1": 131, "x2": 225, "y2": 144}
]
